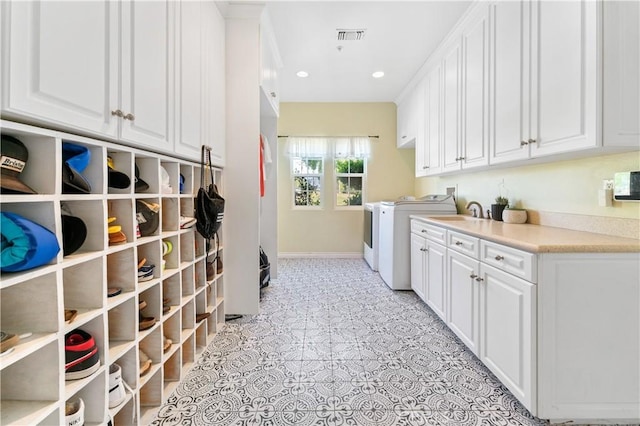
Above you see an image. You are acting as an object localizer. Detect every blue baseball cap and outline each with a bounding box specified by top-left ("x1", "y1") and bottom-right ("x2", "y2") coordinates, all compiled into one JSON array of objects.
[
  {"x1": 1, "y1": 212, "x2": 60, "y2": 272},
  {"x1": 62, "y1": 142, "x2": 92, "y2": 194}
]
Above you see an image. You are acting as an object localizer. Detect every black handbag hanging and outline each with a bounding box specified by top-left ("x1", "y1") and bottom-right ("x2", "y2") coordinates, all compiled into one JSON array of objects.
[{"x1": 195, "y1": 146, "x2": 225, "y2": 249}]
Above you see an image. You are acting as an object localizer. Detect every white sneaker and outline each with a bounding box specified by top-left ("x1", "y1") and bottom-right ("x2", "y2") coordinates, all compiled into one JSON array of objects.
[
  {"x1": 65, "y1": 398, "x2": 84, "y2": 426},
  {"x1": 108, "y1": 363, "x2": 126, "y2": 408}
]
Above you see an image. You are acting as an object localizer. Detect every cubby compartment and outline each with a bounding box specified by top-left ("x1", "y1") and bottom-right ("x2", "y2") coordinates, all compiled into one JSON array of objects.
[
  {"x1": 216, "y1": 276, "x2": 225, "y2": 309},
  {"x1": 194, "y1": 233, "x2": 205, "y2": 259},
  {"x1": 160, "y1": 162, "x2": 180, "y2": 195},
  {"x1": 137, "y1": 241, "x2": 161, "y2": 290},
  {"x1": 0, "y1": 340, "x2": 59, "y2": 426},
  {"x1": 60, "y1": 200, "x2": 106, "y2": 257},
  {"x1": 181, "y1": 333, "x2": 195, "y2": 370},
  {"x1": 161, "y1": 273, "x2": 181, "y2": 315},
  {"x1": 163, "y1": 350, "x2": 181, "y2": 386},
  {"x1": 108, "y1": 346, "x2": 137, "y2": 417},
  {"x1": 139, "y1": 284, "x2": 161, "y2": 339},
  {"x1": 162, "y1": 309, "x2": 181, "y2": 359},
  {"x1": 107, "y1": 298, "x2": 136, "y2": 362},
  {"x1": 181, "y1": 299, "x2": 195, "y2": 341},
  {"x1": 179, "y1": 197, "x2": 195, "y2": 227},
  {"x1": 139, "y1": 329, "x2": 161, "y2": 381},
  {"x1": 106, "y1": 150, "x2": 133, "y2": 195},
  {"x1": 134, "y1": 156, "x2": 160, "y2": 195},
  {"x1": 180, "y1": 266, "x2": 195, "y2": 301},
  {"x1": 0, "y1": 128, "x2": 58, "y2": 195},
  {"x1": 195, "y1": 322, "x2": 208, "y2": 354},
  {"x1": 106, "y1": 248, "x2": 136, "y2": 302},
  {"x1": 63, "y1": 258, "x2": 105, "y2": 329},
  {"x1": 194, "y1": 259, "x2": 206, "y2": 291},
  {"x1": 179, "y1": 231, "x2": 195, "y2": 265},
  {"x1": 161, "y1": 236, "x2": 179, "y2": 273},
  {"x1": 139, "y1": 369, "x2": 163, "y2": 425},
  {"x1": 179, "y1": 164, "x2": 193, "y2": 195},
  {"x1": 61, "y1": 139, "x2": 105, "y2": 195},
  {"x1": 107, "y1": 199, "x2": 134, "y2": 247},
  {"x1": 65, "y1": 368, "x2": 107, "y2": 426},
  {"x1": 161, "y1": 197, "x2": 179, "y2": 233},
  {"x1": 112, "y1": 397, "x2": 136, "y2": 426},
  {"x1": 65, "y1": 314, "x2": 106, "y2": 397},
  {"x1": 135, "y1": 197, "x2": 161, "y2": 241}
]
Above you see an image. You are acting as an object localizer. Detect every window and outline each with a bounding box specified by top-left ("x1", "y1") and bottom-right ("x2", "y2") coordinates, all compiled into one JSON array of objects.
[
  {"x1": 335, "y1": 157, "x2": 365, "y2": 207},
  {"x1": 292, "y1": 157, "x2": 323, "y2": 208}
]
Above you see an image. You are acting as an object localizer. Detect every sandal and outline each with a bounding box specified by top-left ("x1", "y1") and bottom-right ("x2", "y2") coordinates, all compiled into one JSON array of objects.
[
  {"x1": 163, "y1": 337, "x2": 172, "y2": 352},
  {"x1": 0, "y1": 331, "x2": 19, "y2": 353},
  {"x1": 139, "y1": 313, "x2": 156, "y2": 331},
  {"x1": 196, "y1": 312, "x2": 211, "y2": 323},
  {"x1": 139, "y1": 350, "x2": 152, "y2": 376},
  {"x1": 65, "y1": 309, "x2": 78, "y2": 323}
]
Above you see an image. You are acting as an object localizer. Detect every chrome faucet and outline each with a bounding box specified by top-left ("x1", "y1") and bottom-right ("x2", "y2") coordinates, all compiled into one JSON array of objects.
[{"x1": 465, "y1": 201, "x2": 484, "y2": 218}]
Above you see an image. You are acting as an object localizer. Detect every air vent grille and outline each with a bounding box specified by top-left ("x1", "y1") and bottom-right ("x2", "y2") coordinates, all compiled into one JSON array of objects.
[{"x1": 337, "y1": 29, "x2": 366, "y2": 41}]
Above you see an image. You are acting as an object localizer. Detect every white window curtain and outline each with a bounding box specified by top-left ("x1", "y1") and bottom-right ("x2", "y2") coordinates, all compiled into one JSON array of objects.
[{"x1": 286, "y1": 137, "x2": 371, "y2": 159}]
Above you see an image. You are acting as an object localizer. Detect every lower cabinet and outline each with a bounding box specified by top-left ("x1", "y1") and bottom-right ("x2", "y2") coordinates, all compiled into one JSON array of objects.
[
  {"x1": 410, "y1": 233, "x2": 426, "y2": 301},
  {"x1": 410, "y1": 231, "x2": 446, "y2": 322},
  {"x1": 446, "y1": 249, "x2": 480, "y2": 355}
]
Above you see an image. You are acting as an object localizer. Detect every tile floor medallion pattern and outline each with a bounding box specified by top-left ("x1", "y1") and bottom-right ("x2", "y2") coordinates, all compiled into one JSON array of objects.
[{"x1": 152, "y1": 258, "x2": 549, "y2": 425}]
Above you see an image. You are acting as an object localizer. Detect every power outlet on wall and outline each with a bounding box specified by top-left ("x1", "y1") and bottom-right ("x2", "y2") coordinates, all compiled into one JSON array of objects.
[{"x1": 603, "y1": 179, "x2": 614, "y2": 190}]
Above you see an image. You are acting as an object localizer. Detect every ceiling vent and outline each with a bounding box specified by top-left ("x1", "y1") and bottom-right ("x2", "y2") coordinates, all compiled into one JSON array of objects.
[{"x1": 336, "y1": 29, "x2": 366, "y2": 41}]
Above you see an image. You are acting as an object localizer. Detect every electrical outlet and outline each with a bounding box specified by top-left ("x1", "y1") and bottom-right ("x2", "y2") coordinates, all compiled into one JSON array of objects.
[{"x1": 603, "y1": 179, "x2": 614, "y2": 190}]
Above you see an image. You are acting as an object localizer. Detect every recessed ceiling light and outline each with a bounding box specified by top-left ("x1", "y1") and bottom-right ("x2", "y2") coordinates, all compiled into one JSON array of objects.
[
  {"x1": 296, "y1": 71, "x2": 309, "y2": 78},
  {"x1": 372, "y1": 71, "x2": 385, "y2": 79}
]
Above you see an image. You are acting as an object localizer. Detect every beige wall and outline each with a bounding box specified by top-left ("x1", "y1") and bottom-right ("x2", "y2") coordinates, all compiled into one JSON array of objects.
[
  {"x1": 415, "y1": 152, "x2": 640, "y2": 220},
  {"x1": 277, "y1": 102, "x2": 414, "y2": 254}
]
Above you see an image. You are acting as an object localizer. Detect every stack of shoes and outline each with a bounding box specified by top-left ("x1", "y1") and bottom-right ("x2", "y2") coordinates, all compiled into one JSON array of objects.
[
  {"x1": 139, "y1": 300, "x2": 156, "y2": 331},
  {"x1": 0, "y1": 331, "x2": 19, "y2": 354},
  {"x1": 107, "y1": 217, "x2": 127, "y2": 245},
  {"x1": 139, "y1": 349, "x2": 152, "y2": 376},
  {"x1": 65, "y1": 398, "x2": 84, "y2": 426},
  {"x1": 65, "y1": 329, "x2": 100, "y2": 380},
  {"x1": 137, "y1": 258, "x2": 155, "y2": 282}
]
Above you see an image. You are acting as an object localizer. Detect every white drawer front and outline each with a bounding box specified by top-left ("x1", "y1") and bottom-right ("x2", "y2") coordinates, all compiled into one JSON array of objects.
[
  {"x1": 447, "y1": 230, "x2": 480, "y2": 259},
  {"x1": 480, "y1": 240, "x2": 536, "y2": 283},
  {"x1": 411, "y1": 221, "x2": 447, "y2": 244}
]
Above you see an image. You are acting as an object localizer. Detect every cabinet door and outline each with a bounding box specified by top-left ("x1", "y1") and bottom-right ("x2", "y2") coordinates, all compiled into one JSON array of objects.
[
  {"x1": 414, "y1": 79, "x2": 429, "y2": 177},
  {"x1": 603, "y1": 0, "x2": 640, "y2": 147},
  {"x1": 2, "y1": 1, "x2": 118, "y2": 136},
  {"x1": 529, "y1": 0, "x2": 598, "y2": 157},
  {"x1": 425, "y1": 240, "x2": 447, "y2": 321},
  {"x1": 175, "y1": 0, "x2": 202, "y2": 159},
  {"x1": 410, "y1": 233, "x2": 427, "y2": 302},
  {"x1": 479, "y1": 263, "x2": 536, "y2": 412},
  {"x1": 460, "y1": 3, "x2": 489, "y2": 169},
  {"x1": 204, "y1": 1, "x2": 226, "y2": 166},
  {"x1": 119, "y1": 0, "x2": 174, "y2": 151},
  {"x1": 447, "y1": 250, "x2": 480, "y2": 355},
  {"x1": 441, "y1": 38, "x2": 462, "y2": 172},
  {"x1": 489, "y1": 0, "x2": 530, "y2": 165},
  {"x1": 397, "y1": 92, "x2": 415, "y2": 148},
  {"x1": 424, "y1": 65, "x2": 442, "y2": 175}
]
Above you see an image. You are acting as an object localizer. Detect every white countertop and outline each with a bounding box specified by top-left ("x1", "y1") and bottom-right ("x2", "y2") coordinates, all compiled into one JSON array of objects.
[{"x1": 411, "y1": 215, "x2": 640, "y2": 253}]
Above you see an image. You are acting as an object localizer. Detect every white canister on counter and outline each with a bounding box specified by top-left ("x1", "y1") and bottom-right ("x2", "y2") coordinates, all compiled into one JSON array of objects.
[{"x1": 502, "y1": 208, "x2": 527, "y2": 224}]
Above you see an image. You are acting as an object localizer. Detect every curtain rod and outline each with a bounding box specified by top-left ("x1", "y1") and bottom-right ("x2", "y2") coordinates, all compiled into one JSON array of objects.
[{"x1": 277, "y1": 135, "x2": 379, "y2": 139}]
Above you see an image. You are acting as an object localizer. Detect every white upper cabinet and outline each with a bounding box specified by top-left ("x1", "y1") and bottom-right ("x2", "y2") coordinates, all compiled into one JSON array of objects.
[
  {"x1": 2, "y1": 1, "x2": 118, "y2": 137},
  {"x1": 260, "y1": 16, "x2": 281, "y2": 118},
  {"x1": 441, "y1": 37, "x2": 462, "y2": 172},
  {"x1": 603, "y1": 1, "x2": 640, "y2": 147},
  {"x1": 204, "y1": 1, "x2": 226, "y2": 167},
  {"x1": 397, "y1": 87, "x2": 422, "y2": 148},
  {"x1": 119, "y1": 0, "x2": 174, "y2": 151},
  {"x1": 424, "y1": 65, "x2": 442, "y2": 175},
  {"x1": 491, "y1": 0, "x2": 598, "y2": 164}
]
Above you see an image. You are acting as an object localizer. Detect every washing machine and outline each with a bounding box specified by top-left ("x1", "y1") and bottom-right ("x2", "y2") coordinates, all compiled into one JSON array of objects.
[{"x1": 378, "y1": 195, "x2": 457, "y2": 290}]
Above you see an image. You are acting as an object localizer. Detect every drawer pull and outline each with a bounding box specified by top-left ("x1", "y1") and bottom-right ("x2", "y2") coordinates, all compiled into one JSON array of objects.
[
  {"x1": 494, "y1": 255, "x2": 504, "y2": 261},
  {"x1": 123, "y1": 113, "x2": 136, "y2": 121},
  {"x1": 421, "y1": 229, "x2": 428, "y2": 233},
  {"x1": 111, "y1": 109, "x2": 124, "y2": 117},
  {"x1": 469, "y1": 273, "x2": 477, "y2": 279},
  {"x1": 475, "y1": 277, "x2": 484, "y2": 282},
  {"x1": 454, "y1": 241, "x2": 463, "y2": 246},
  {"x1": 420, "y1": 247, "x2": 428, "y2": 252},
  {"x1": 520, "y1": 140, "x2": 529, "y2": 146}
]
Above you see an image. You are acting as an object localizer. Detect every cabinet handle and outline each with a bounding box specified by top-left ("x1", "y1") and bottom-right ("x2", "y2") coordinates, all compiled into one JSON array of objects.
[
  {"x1": 470, "y1": 273, "x2": 477, "y2": 279},
  {"x1": 423, "y1": 166, "x2": 429, "y2": 169},
  {"x1": 494, "y1": 255, "x2": 504, "y2": 261},
  {"x1": 458, "y1": 156, "x2": 465, "y2": 161},
  {"x1": 123, "y1": 113, "x2": 135, "y2": 121},
  {"x1": 454, "y1": 157, "x2": 459, "y2": 161},
  {"x1": 111, "y1": 109, "x2": 124, "y2": 117},
  {"x1": 528, "y1": 138, "x2": 536, "y2": 144},
  {"x1": 454, "y1": 241, "x2": 463, "y2": 246},
  {"x1": 520, "y1": 140, "x2": 529, "y2": 146},
  {"x1": 270, "y1": 92, "x2": 276, "y2": 98},
  {"x1": 421, "y1": 229, "x2": 428, "y2": 233},
  {"x1": 402, "y1": 135, "x2": 407, "y2": 139},
  {"x1": 475, "y1": 277, "x2": 484, "y2": 282},
  {"x1": 420, "y1": 247, "x2": 428, "y2": 252}
]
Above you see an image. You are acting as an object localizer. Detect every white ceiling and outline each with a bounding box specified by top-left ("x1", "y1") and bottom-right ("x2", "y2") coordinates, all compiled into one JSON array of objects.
[{"x1": 265, "y1": 1, "x2": 472, "y2": 103}]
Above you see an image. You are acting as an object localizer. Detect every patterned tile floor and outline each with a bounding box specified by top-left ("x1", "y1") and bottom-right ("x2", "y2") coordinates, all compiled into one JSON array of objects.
[{"x1": 152, "y1": 258, "x2": 548, "y2": 425}]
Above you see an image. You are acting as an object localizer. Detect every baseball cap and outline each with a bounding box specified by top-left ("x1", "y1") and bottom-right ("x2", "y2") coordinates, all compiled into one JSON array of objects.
[
  {"x1": 1, "y1": 212, "x2": 60, "y2": 272},
  {"x1": 62, "y1": 142, "x2": 92, "y2": 194},
  {"x1": 107, "y1": 156, "x2": 131, "y2": 189},
  {"x1": 134, "y1": 164, "x2": 149, "y2": 192},
  {"x1": 61, "y1": 204, "x2": 87, "y2": 256},
  {"x1": 1, "y1": 135, "x2": 37, "y2": 194},
  {"x1": 136, "y1": 200, "x2": 160, "y2": 237}
]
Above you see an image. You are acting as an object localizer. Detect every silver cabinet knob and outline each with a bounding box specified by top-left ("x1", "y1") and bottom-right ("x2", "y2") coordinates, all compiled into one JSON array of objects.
[
  {"x1": 111, "y1": 109, "x2": 124, "y2": 117},
  {"x1": 455, "y1": 241, "x2": 463, "y2": 246},
  {"x1": 402, "y1": 135, "x2": 407, "y2": 139},
  {"x1": 421, "y1": 229, "x2": 427, "y2": 233},
  {"x1": 495, "y1": 255, "x2": 504, "y2": 261},
  {"x1": 420, "y1": 247, "x2": 428, "y2": 252},
  {"x1": 520, "y1": 140, "x2": 529, "y2": 146},
  {"x1": 123, "y1": 113, "x2": 135, "y2": 121},
  {"x1": 475, "y1": 277, "x2": 484, "y2": 282},
  {"x1": 470, "y1": 273, "x2": 478, "y2": 279},
  {"x1": 528, "y1": 138, "x2": 536, "y2": 144},
  {"x1": 270, "y1": 92, "x2": 276, "y2": 98}
]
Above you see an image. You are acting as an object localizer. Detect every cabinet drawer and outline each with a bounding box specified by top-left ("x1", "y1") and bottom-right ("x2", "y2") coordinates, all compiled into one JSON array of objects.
[
  {"x1": 447, "y1": 230, "x2": 480, "y2": 259},
  {"x1": 411, "y1": 221, "x2": 447, "y2": 244},
  {"x1": 480, "y1": 241, "x2": 536, "y2": 283}
]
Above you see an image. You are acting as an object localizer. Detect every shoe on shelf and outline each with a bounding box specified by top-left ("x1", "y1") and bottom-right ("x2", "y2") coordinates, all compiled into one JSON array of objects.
[
  {"x1": 0, "y1": 331, "x2": 19, "y2": 354},
  {"x1": 107, "y1": 287, "x2": 122, "y2": 298},
  {"x1": 65, "y1": 398, "x2": 84, "y2": 426},
  {"x1": 108, "y1": 363, "x2": 126, "y2": 408},
  {"x1": 196, "y1": 312, "x2": 211, "y2": 323},
  {"x1": 179, "y1": 216, "x2": 196, "y2": 229},
  {"x1": 163, "y1": 337, "x2": 172, "y2": 352},
  {"x1": 217, "y1": 258, "x2": 223, "y2": 274},
  {"x1": 162, "y1": 240, "x2": 173, "y2": 256},
  {"x1": 107, "y1": 217, "x2": 127, "y2": 246},
  {"x1": 139, "y1": 312, "x2": 156, "y2": 331},
  {"x1": 137, "y1": 258, "x2": 155, "y2": 282},
  {"x1": 206, "y1": 261, "x2": 214, "y2": 281},
  {"x1": 64, "y1": 309, "x2": 78, "y2": 324},
  {"x1": 65, "y1": 329, "x2": 100, "y2": 380},
  {"x1": 139, "y1": 350, "x2": 152, "y2": 376}
]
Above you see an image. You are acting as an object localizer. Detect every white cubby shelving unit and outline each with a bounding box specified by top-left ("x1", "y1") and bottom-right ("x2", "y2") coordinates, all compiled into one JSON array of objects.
[{"x1": 0, "y1": 120, "x2": 225, "y2": 425}]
